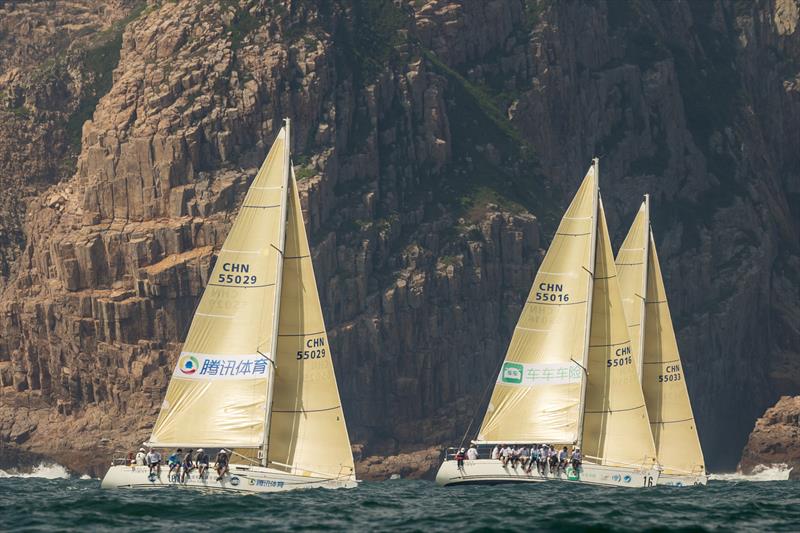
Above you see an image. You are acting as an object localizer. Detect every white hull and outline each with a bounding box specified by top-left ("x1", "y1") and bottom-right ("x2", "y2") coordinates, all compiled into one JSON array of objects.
[
  {"x1": 101, "y1": 463, "x2": 357, "y2": 493},
  {"x1": 657, "y1": 472, "x2": 708, "y2": 486},
  {"x1": 435, "y1": 459, "x2": 660, "y2": 488}
]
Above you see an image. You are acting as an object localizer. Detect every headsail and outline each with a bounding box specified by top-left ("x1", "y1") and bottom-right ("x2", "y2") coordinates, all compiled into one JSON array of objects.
[
  {"x1": 641, "y1": 227, "x2": 705, "y2": 476},
  {"x1": 266, "y1": 167, "x2": 356, "y2": 480},
  {"x1": 581, "y1": 198, "x2": 657, "y2": 468},
  {"x1": 149, "y1": 128, "x2": 288, "y2": 448},
  {"x1": 614, "y1": 197, "x2": 649, "y2": 380},
  {"x1": 476, "y1": 165, "x2": 597, "y2": 444}
]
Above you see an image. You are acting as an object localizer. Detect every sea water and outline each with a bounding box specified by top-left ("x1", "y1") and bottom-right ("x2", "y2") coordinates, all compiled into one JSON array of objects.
[{"x1": 0, "y1": 466, "x2": 797, "y2": 532}]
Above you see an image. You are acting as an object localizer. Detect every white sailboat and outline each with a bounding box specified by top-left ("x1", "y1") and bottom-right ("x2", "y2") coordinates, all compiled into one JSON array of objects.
[
  {"x1": 616, "y1": 196, "x2": 707, "y2": 486},
  {"x1": 102, "y1": 120, "x2": 358, "y2": 492},
  {"x1": 436, "y1": 160, "x2": 660, "y2": 488}
]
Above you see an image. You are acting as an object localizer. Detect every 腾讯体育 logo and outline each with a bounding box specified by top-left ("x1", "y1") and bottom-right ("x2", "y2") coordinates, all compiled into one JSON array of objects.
[{"x1": 178, "y1": 354, "x2": 200, "y2": 375}]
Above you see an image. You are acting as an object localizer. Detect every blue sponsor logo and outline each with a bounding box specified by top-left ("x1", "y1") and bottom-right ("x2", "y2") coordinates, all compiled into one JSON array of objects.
[
  {"x1": 254, "y1": 479, "x2": 285, "y2": 488},
  {"x1": 148, "y1": 473, "x2": 157, "y2": 483},
  {"x1": 623, "y1": 475, "x2": 632, "y2": 483},
  {"x1": 612, "y1": 474, "x2": 621, "y2": 482},
  {"x1": 230, "y1": 476, "x2": 240, "y2": 486}
]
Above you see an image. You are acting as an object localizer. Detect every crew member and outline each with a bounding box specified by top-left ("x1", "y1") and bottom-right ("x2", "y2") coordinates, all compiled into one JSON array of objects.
[
  {"x1": 466, "y1": 444, "x2": 479, "y2": 461},
  {"x1": 146, "y1": 448, "x2": 162, "y2": 476},
  {"x1": 196, "y1": 448, "x2": 210, "y2": 479},
  {"x1": 215, "y1": 449, "x2": 229, "y2": 481},
  {"x1": 181, "y1": 449, "x2": 194, "y2": 483}
]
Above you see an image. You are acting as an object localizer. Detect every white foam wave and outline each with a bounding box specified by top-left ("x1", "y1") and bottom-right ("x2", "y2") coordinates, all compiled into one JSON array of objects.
[
  {"x1": 710, "y1": 463, "x2": 793, "y2": 482},
  {"x1": 0, "y1": 463, "x2": 71, "y2": 479}
]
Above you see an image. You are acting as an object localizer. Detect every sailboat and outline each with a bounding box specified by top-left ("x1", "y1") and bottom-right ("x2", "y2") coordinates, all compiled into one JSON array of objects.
[
  {"x1": 615, "y1": 195, "x2": 707, "y2": 486},
  {"x1": 101, "y1": 120, "x2": 358, "y2": 492},
  {"x1": 435, "y1": 160, "x2": 660, "y2": 488}
]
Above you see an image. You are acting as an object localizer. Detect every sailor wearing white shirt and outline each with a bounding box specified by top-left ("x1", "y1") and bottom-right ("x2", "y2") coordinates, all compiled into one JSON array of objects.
[
  {"x1": 491, "y1": 445, "x2": 500, "y2": 460},
  {"x1": 466, "y1": 445, "x2": 479, "y2": 461},
  {"x1": 134, "y1": 448, "x2": 147, "y2": 466}
]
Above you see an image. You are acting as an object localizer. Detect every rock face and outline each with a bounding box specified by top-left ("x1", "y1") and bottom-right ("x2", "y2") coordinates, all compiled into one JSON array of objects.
[
  {"x1": 739, "y1": 396, "x2": 800, "y2": 479},
  {"x1": 0, "y1": 0, "x2": 798, "y2": 478}
]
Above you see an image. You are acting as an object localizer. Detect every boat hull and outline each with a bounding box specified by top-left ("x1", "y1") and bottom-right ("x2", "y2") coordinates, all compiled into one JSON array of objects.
[
  {"x1": 657, "y1": 472, "x2": 708, "y2": 486},
  {"x1": 101, "y1": 463, "x2": 357, "y2": 493},
  {"x1": 435, "y1": 459, "x2": 660, "y2": 488}
]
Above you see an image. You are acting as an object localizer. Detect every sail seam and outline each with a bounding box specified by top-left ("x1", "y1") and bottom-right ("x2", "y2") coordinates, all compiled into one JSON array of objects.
[
  {"x1": 594, "y1": 274, "x2": 616, "y2": 280},
  {"x1": 242, "y1": 204, "x2": 281, "y2": 209},
  {"x1": 584, "y1": 404, "x2": 646, "y2": 414},
  {"x1": 555, "y1": 231, "x2": 592, "y2": 236},
  {"x1": 646, "y1": 300, "x2": 667, "y2": 304},
  {"x1": 196, "y1": 312, "x2": 235, "y2": 319},
  {"x1": 525, "y1": 299, "x2": 587, "y2": 306},
  {"x1": 651, "y1": 417, "x2": 695, "y2": 425},
  {"x1": 589, "y1": 340, "x2": 629, "y2": 348},
  {"x1": 272, "y1": 405, "x2": 340, "y2": 413},
  {"x1": 284, "y1": 254, "x2": 310, "y2": 259},
  {"x1": 642, "y1": 358, "x2": 680, "y2": 364},
  {"x1": 616, "y1": 261, "x2": 644, "y2": 266},
  {"x1": 277, "y1": 330, "x2": 326, "y2": 337},
  {"x1": 207, "y1": 283, "x2": 276, "y2": 288}
]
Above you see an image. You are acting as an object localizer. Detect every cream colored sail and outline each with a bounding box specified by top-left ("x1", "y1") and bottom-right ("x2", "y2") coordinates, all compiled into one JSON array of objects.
[
  {"x1": 581, "y1": 199, "x2": 657, "y2": 468},
  {"x1": 149, "y1": 129, "x2": 288, "y2": 448},
  {"x1": 614, "y1": 197, "x2": 649, "y2": 379},
  {"x1": 476, "y1": 165, "x2": 597, "y2": 444},
  {"x1": 266, "y1": 167, "x2": 356, "y2": 480},
  {"x1": 642, "y1": 229, "x2": 705, "y2": 475}
]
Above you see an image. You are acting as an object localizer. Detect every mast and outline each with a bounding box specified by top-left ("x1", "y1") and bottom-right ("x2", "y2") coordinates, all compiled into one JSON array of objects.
[
  {"x1": 575, "y1": 157, "x2": 600, "y2": 449},
  {"x1": 261, "y1": 118, "x2": 292, "y2": 466},
  {"x1": 636, "y1": 194, "x2": 650, "y2": 381}
]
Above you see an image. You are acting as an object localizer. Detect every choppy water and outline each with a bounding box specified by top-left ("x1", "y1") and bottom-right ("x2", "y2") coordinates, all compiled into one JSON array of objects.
[{"x1": 0, "y1": 468, "x2": 798, "y2": 532}]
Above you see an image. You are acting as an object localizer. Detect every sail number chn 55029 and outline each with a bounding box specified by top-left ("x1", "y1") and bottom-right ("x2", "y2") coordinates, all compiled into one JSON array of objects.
[
  {"x1": 217, "y1": 262, "x2": 258, "y2": 285},
  {"x1": 297, "y1": 336, "x2": 326, "y2": 360}
]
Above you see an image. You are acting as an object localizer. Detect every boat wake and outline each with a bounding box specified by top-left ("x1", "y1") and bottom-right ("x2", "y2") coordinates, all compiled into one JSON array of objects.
[
  {"x1": 709, "y1": 464, "x2": 793, "y2": 482},
  {"x1": 0, "y1": 463, "x2": 71, "y2": 479}
]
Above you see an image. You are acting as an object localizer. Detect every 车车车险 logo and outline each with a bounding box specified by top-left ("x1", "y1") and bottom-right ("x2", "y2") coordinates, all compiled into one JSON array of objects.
[
  {"x1": 501, "y1": 363, "x2": 524, "y2": 384},
  {"x1": 179, "y1": 355, "x2": 200, "y2": 374}
]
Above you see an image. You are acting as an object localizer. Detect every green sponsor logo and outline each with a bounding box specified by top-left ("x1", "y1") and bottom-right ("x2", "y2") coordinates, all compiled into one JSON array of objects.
[{"x1": 501, "y1": 362, "x2": 524, "y2": 384}]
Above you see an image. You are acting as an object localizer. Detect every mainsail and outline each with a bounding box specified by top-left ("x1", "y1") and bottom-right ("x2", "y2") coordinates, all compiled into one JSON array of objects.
[
  {"x1": 616, "y1": 198, "x2": 705, "y2": 475},
  {"x1": 149, "y1": 128, "x2": 288, "y2": 449},
  {"x1": 581, "y1": 199, "x2": 657, "y2": 468},
  {"x1": 614, "y1": 197, "x2": 648, "y2": 380},
  {"x1": 266, "y1": 167, "x2": 356, "y2": 479},
  {"x1": 476, "y1": 163, "x2": 597, "y2": 444}
]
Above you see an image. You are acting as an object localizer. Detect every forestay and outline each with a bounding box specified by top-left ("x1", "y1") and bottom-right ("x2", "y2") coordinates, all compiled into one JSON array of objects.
[
  {"x1": 148, "y1": 129, "x2": 288, "y2": 449},
  {"x1": 476, "y1": 167, "x2": 596, "y2": 444},
  {"x1": 266, "y1": 167, "x2": 356, "y2": 480},
  {"x1": 581, "y1": 199, "x2": 657, "y2": 468}
]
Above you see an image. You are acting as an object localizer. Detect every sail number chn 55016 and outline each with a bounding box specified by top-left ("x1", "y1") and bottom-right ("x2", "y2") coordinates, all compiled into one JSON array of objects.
[{"x1": 534, "y1": 283, "x2": 570, "y2": 303}]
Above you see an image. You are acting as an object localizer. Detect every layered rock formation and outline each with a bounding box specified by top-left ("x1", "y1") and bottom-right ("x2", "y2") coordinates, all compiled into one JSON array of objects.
[
  {"x1": 0, "y1": 0, "x2": 798, "y2": 477},
  {"x1": 739, "y1": 396, "x2": 800, "y2": 479}
]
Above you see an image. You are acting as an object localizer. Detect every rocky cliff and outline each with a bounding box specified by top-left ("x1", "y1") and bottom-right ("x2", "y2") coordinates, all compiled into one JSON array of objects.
[
  {"x1": 0, "y1": 0, "x2": 798, "y2": 478},
  {"x1": 739, "y1": 396, "x2": 800, "y2": 479}
]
